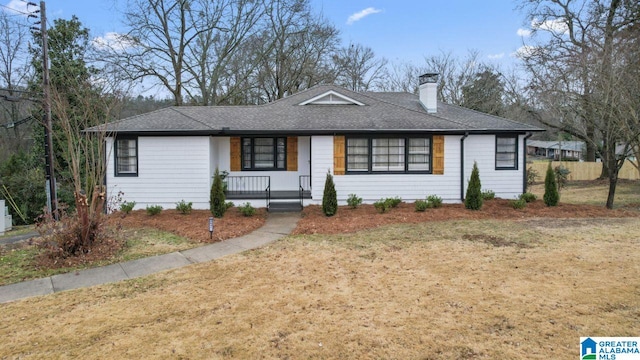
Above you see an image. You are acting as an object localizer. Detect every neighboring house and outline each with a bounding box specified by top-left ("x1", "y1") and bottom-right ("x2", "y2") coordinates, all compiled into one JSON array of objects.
[
  {"x1": 89, "y1": 74, "x2": 542, "y2": 211},
  {"x1": 527, "y1": 140, "x2": 584, "y2": 161},
  {"x1": 616, "y1": 144, "x2": 637, "y2": 162}
]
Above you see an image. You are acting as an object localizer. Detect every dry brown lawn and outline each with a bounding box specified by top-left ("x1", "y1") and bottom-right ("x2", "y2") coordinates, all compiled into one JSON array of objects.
[{"x1": 2, "y1": 217, "x2": 639, "y2": 359}]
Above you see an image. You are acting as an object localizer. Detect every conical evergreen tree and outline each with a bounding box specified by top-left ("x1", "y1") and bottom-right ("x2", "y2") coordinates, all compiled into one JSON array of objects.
[
  {"x1": 465, "y1": 161, "x2": 483, "y2": 210},
  {"x1": 543, "y1": 162, "x2": 560, "y2": 206},
  {"x1": 210, "y1": 167, "x2": 227, "y2": 217},
  {"x1": 322, "y1": 171, "x2": 338, "y2": 216}
]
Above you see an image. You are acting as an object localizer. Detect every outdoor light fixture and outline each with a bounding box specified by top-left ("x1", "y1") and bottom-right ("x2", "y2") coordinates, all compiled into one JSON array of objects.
[{"x1": 209, "y1": 216, "x2": 214, "y2": 240}]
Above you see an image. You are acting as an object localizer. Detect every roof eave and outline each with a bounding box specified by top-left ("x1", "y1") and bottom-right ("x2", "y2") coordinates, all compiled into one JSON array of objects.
[{"x1": 100, "y1": 127, "x2": 544, "y2": 137}]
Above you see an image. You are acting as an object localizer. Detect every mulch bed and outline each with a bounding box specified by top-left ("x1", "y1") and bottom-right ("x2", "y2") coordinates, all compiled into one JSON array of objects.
[
  {"x1": 292, "y1": 200, "x2": 640, "y2": 235},
  {"x1": 112, "y1": 208, "x2": 267, "y2": 242}
]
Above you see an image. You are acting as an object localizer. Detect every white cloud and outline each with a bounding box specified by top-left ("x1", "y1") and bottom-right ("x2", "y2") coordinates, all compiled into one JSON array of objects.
[
  {"x1": 517, "y1": 28, "x2": 532, "y2": 37},
  {"x1": 512, "y1": 45, "x2": 538, "y2": 59},
  {"x1": 531, "y1": 18, "x2": 569, "y2": 34},
  {"x1": 487, "y1": 53, "x2": 505, "y2": 60},
  {"x1": 92, "y1": 32, "x2": 137, "y2": 51},
  {"x1": 347, "y1": 7, "x2": 382, "y2": 25}
]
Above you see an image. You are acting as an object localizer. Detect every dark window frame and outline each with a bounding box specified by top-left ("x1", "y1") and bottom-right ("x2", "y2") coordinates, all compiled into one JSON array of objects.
[
  {"x1": 345, "y1": 135, "x2": 433, "y2": 174},
  {"x1": 114, "y1": 135, "x2": 138, "y2": 177},
  {"x1": 241, "y1": 137, "x2": 287, "y2": 171},
  {"x1": 495, "y1": 135, "x2": 518, "y2": 170}
]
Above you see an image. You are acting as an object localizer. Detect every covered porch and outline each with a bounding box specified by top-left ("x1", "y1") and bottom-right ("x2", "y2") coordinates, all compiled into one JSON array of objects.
[{"x1": 225, "y1": 175, "x2": 311, "y2": 212}]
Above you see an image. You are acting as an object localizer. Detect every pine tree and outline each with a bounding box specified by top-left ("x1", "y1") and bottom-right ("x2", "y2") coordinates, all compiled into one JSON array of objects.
[
  {"x1": 465, "y1": 161, "x2": 483, "y2": 210},
  {"x1": 322, "y1": 171, "x2": 338, "y2": 216},
  {"x1": 543, "y1": 162, "x2": 560, "y2": 206},
  {"x1": 210, "y1": 167, "x2": 227, "y2": 217}
]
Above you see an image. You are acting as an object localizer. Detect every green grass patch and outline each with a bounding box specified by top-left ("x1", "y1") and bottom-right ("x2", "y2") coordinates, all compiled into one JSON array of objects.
[
  {"x1": 0, "y1": 247, "x2": 46, "y2": 285},
  {"x1": 116, "y1": 228, "x2": 195, "y2": 262},
  {"x1": 0, "y1": 227, "x2": 196, "y2": 286}
]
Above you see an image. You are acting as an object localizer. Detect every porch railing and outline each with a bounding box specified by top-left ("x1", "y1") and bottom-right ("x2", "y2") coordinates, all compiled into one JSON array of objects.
[
  {"x1": 225, "y1": 176, "x2": 270, "y2": 207},
  {"x1": 299, "y1": 175, "x2": 311, "y2": 208}
]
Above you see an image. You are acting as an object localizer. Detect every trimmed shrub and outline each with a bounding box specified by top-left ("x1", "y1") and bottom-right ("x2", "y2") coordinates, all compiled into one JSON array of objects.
[
  {"x1": 374, "y1": 199, "x2": 388, "y2": 213},
  {"x1": 238, "y1": 202, "x2": 256, "y2": 217},
  {"x1": 146, "y1": 205, "x2": 162, "y2": 216},
  {"x1": 347, "y1": 193, "x2": 363, "y2": 209},
  {"x1": 210, "y1": 167, "x2": 227, "y2": 218},
  {"x1": 544, "y1": 162, "x2": 560, "y2": 206},
  {"x1": 384, "y1": 196, "x2": 402, "y2": 208},
  {"x1": 465, "y1": 162, "x2": 483, "y2": 210},
  {"x1": 481, "y1": 190, "x2": 495, "y2": 200},
  {"x1": 414, "y1": 199, "x2": 429, "y2": 212},
  {"x1": 426, "y1": 195, "x2": 443, "y2": 208},
  {"x1": 510, "y1": 199, "x2": 527, "y2": 209},
  {"x1": 120, "y1": 201, "x2": 136, "y2": 214},
  {"x1": 322, "y1": 171, "x2": 338, "y2": 216},
  {"x1": 176, "y1": 200, "x2": 193, "y2": 214},
  {"x1": 526, "y1": 166, "x2": 539, "y2": 187},
  {"x1": 226, "y1": 201, "x2": 235, "y2": 210},
  {"x1": 519, "y1": 192, "x2": 537, "y2": 203}
]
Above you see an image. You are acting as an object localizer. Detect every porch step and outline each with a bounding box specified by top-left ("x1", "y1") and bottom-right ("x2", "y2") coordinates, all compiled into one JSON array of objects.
[{"x1": 268, "y1": 201, "x2": 302, "y2": 212}]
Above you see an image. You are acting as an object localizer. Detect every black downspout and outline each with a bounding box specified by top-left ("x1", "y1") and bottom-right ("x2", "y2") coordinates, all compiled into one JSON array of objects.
[
  {"x1": 460, "y1": 132, "x2": 469, "y2": 201},
  {"x1": 523, "y1": 132, "x2": 533, "y2": 194}
]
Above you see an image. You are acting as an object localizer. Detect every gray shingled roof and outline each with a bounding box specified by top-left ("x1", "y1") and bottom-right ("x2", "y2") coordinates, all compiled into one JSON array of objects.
[
  {"x1": 88, "y1": 85, "x2": 543, "y2": 135},
  {"x1": 528, "y1": 140, "x2": 584, "y2": 152}
]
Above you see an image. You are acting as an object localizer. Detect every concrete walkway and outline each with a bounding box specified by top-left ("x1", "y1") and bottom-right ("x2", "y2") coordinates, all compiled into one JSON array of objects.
[{"x1": 0, "y1": 212, "x2": 300, "y2": 304}]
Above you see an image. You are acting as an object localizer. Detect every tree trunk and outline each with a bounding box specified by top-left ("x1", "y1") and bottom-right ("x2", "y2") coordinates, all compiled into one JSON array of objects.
[
  {"x1": 604, "y1": 144, "x2": 619, "y2": 209},
  {"x1": 606, "y1": 170, "x2": 618, "y2": 209},
  {"x1": 75, "y1": 190, "x2": 91, "y2": 250},
  {"x1": 585, "y1": 140, "x2": 596, "y2": 162}
]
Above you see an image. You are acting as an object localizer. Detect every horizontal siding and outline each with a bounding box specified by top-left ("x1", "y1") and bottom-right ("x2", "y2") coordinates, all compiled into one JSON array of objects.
[
  {"x1": 311, "y1": 136, "x2": 334, "y2": 200},
  {"x1": 311, "y1": 135, "x2": 462, "y2": 204},
  {"x1": 106, "y1": 136, "x2": 211, "y2": 210},
  {"x1": 217, "y1": 136, "x2": 311, "y2": 191},
  {"x1": 463, "y1": 135, "x2": 525, "y2": 199},
  {"x1": 105, "y1": 134, "x2": 526, "y2": 210}
]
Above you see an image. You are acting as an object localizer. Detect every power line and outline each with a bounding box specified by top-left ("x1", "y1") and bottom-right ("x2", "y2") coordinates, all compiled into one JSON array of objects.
[
  {"x1": 0, "y1": 87, "x2": 42, "y2": 96},
  {"x1": 0, "y1": 4, "x2": 31, "y2": 16}
]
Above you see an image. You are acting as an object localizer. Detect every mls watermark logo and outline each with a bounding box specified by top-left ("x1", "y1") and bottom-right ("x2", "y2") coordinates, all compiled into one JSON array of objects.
[{"x1": 581, "y1": 337, "x2": 640, "y2": 359}]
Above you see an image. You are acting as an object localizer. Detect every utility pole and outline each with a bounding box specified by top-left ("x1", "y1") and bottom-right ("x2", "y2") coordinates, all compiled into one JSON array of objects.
[{"x1": 29, "y1": 1, "x2": 57, "y2": 218}]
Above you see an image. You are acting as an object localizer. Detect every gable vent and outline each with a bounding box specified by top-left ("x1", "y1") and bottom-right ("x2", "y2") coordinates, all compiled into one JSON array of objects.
[{"x1": 298, "y1": 90, "x2": 365, "y2": 106}]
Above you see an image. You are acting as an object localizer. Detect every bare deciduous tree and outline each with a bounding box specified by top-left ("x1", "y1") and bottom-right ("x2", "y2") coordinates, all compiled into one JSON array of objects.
[
  {"x1": 48, "y1": 77, "x2": 126, "y2": 254},
  {"x1": 0, "y1": 12, "x2": 35, "y2": 159},
  {"x1": 377, "y1": 61, "x2": 425, "y2": 93},
  {"x1": 422, "y1": 50, "x2": 496, "y2": 106},
  {"x1": 255, "y1": 0, "x2": 339, "y2": 102},
  {"x1": 332, "y1": 42, "x2": 388, "y2": 92},
  {"x1": 520, "y1": 0, "x2": 640, "y2": 208},
  {"x1": 110, "y1": 0, "x2": 227, "y2": 105},
  {"x1": 183, "y1": 0, "x2": 263, "y2": 105}
]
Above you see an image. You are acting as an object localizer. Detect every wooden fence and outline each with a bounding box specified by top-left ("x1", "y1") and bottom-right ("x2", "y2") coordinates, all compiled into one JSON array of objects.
[{"x1": 528, "y1": 161, "x2": 640, "y2": 181}]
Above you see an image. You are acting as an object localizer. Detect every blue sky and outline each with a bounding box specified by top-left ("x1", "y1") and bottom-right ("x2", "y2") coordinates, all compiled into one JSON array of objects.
[
  {"x1": 3, "y1": 0, "x2": 532, "y2": 69},
  {"x1": 313, "y1": 0, "x2": 530, "y2": 66}
]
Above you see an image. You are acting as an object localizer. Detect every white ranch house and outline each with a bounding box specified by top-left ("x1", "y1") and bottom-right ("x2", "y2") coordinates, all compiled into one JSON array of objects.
[{"x1": 92, "y1": 74, "x2": 543, "y2": 211}]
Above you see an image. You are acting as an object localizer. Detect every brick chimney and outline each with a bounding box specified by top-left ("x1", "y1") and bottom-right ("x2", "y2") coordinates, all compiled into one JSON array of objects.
[{"x1": 419, "y1": 73, "x2": 439, "y2": 113}]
